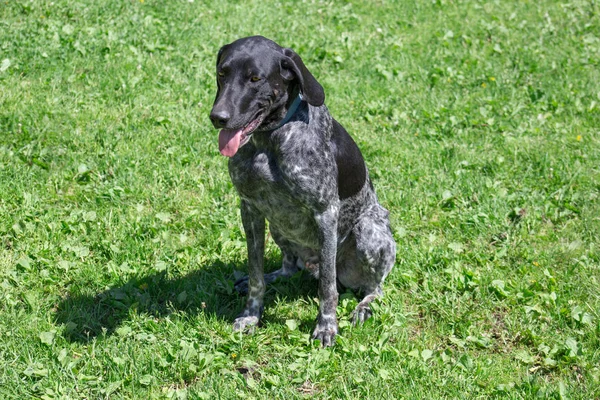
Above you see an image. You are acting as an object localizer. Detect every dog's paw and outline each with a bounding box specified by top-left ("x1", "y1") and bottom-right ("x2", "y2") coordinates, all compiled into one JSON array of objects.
[
  {"x1": 233, "y1": 315, "x2": 259, "y2": 332},
  {"x1": 351, "y1": 304, "x2": 373, "y2": 326},
  {"x1": 233, "y1": 276, "x2": 250, "y2": 295},
  {"x1": 312, "y1": 319, "x2": 338, "y2": 347}
]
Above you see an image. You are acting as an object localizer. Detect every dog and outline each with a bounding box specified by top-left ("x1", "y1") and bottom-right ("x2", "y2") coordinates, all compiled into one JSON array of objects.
[{"x1": 209, "y1": 36, "x2": 396, "y2": 346}]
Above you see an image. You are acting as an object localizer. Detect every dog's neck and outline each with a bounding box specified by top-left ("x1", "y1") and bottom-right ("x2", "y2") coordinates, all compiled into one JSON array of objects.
[
  {"x1": 273, "y1": 94, "x2": 303, "y2": 130},
  {"x1": 251, "y1": 90, "x2": 305, "y2": 148}
]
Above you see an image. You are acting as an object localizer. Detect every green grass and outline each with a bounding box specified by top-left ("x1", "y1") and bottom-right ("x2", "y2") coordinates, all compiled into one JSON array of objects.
[{"x1": 1, "y1": 0, "x2": 600, "y2": 398}]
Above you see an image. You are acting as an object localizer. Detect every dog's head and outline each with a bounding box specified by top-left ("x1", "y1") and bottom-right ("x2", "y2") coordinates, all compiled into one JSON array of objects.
[{"x1": 210, "y1": 36, "x2": 325, "y2": 157}]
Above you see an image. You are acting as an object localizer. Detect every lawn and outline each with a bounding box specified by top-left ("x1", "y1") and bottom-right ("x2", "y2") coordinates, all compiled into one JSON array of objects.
[{"x1": 1, "y1": 0, "x2": 599, "y2": 398}]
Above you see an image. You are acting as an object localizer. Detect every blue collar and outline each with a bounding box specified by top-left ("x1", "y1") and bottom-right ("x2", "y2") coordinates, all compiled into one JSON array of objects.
[{"x1": 274, "y1": 94, "x2": 303, "y2": 129}]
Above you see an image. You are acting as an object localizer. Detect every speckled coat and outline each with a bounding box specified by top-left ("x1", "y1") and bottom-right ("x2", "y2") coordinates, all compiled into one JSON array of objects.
[{"x1": 210, "y1": 36, "x2": 396, "y2": 346}]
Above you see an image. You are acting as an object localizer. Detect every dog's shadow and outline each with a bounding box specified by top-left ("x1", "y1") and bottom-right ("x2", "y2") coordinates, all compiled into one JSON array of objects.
[{"x1": 55, "y1": 261, "x2": 318, "y2": 343}]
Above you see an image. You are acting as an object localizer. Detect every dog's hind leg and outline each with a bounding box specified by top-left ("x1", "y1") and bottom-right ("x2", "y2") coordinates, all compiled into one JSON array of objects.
[
  {"x1": 350, "y1": 205, "x2": 396, "y2": 325},
  {"x1": 267, "y1": 252, "x2": 301, "y2": 281},
  {"x1": 234, "y1": 226, "x2": 302, "y2": 294},
  {"x1": 234, "y1": 252, "x2": 300, "y2": 294},
  {"x1": 351, "y1": 286, "x2": 382, "y2": 325}
]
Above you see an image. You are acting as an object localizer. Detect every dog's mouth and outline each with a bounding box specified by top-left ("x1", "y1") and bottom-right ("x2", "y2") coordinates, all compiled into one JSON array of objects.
[{"x1": 218, "y1": 114, "x2": 264, "y2": 157}]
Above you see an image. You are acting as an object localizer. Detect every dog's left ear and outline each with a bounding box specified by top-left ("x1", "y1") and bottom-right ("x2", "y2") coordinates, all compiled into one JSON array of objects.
[
  {"x1": 280, "y1": 48, "x2": 325, "y2": 107},
  {"x1": 216, "y1": 44, "x2": 229, "y2": 68}
]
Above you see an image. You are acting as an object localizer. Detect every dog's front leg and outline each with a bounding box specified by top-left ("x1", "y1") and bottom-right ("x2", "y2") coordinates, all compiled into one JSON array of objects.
[
  {"x1": 233, "y1": 200, "x2": 265, "y2": 332},
  {"x1": 312, "y1": 204, "x2": 339, "y2": 347}
]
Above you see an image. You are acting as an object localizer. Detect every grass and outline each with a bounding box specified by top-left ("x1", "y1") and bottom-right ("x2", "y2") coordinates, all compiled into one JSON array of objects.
[{"x1": 1, "y1": 0, "x2": 599, "y2": 398}]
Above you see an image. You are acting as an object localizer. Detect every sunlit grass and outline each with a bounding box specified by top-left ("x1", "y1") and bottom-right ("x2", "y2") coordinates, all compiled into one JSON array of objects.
[{"x1": 1, "y1": 0, "x2": 599, "y2": 398}]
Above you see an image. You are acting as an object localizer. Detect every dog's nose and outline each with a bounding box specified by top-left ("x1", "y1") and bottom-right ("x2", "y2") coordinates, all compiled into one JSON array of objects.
[{"x1": 210, "y1": 110, "x2": 230, "y2": 128}]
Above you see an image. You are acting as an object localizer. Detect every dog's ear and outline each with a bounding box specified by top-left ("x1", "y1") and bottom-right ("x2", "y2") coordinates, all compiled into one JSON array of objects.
[
  {"x1": 216, "y1": 44, "x2": 229, "y2": 69},
  {"x1": 280, "y1": 48, "x2": 325, "y2": 107}
]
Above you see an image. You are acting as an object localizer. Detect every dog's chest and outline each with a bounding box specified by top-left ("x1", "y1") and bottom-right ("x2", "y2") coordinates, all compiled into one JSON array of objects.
[
  {"x1": 228, "y1": 148, "x2": 332, "y2": 247},
  {"x1": 229, "y1": 149, "x2": 279, "y2": 192}
]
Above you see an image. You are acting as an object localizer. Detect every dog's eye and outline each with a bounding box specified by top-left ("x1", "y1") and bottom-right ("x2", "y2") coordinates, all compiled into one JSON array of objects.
[
  {"x1": 218, "y1": 71, "x2": 225, "y2": 77},
  {"x1": 250, "y1": 76, "x2": 261, "y2": 82}
]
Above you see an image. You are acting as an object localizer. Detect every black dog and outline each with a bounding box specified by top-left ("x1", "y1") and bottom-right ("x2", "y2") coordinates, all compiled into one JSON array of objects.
[{"x1": 210, "y1": 36, "x2": 396, "y2": 346}]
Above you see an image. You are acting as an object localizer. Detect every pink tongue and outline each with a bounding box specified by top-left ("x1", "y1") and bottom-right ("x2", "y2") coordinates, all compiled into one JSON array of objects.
[{"x1": 218, "y1": 128, "x2": 243, "y2": 157}]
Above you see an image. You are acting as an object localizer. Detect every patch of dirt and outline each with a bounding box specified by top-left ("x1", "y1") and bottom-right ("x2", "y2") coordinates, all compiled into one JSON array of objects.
[
  {"x1": 237, "y1": 365, "x2": 257, "y2": 380},
  {"x1": 297, "y1": 380, "x2": 319, "y2": 396},
  {"x1": 489, "y1": 308, "x2": 519, "y2": 353}
]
